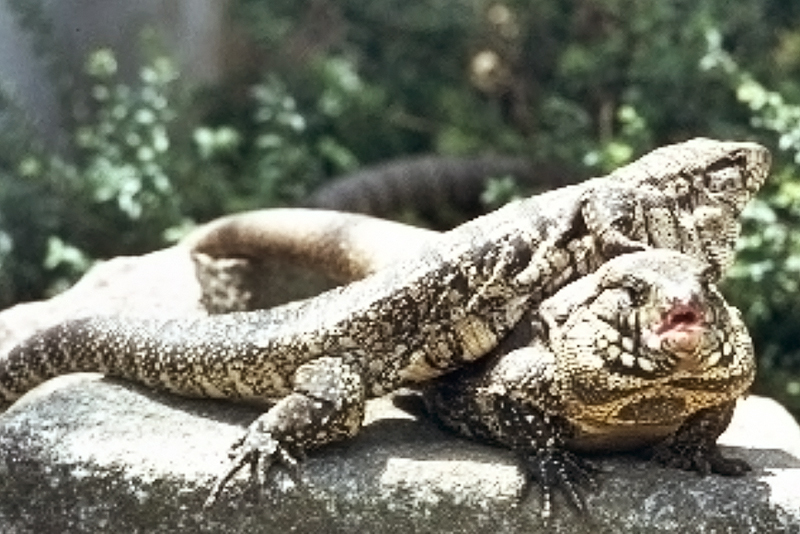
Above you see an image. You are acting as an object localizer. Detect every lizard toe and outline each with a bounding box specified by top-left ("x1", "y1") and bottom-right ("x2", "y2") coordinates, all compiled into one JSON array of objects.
[
  {"x1": 204, "y1": 430, "x2": 302, "y2": 509},
  {"x1": 650, "y1": 439, "x2": 751, "y2": 477},
  {"x1": 707, "y1": 452, "x2": 752, "y2": 476},
  {"x1": 522, "y1": 449, "x2": 601, "y2": 518}
]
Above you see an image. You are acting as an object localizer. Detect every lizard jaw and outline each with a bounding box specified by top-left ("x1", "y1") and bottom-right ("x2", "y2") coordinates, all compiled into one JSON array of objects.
[{"x1": 644, "y1": 303, "x2": 707, "y2": 372}]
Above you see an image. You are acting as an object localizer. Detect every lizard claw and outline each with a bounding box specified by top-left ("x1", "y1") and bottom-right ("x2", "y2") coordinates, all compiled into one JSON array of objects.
[
  {"x1": 650, "y1": 438, "x2": 751, "y2": 477},
  {"x1": 203, "y1": 430, "x2": 302, "y2": 509},
  {"x1": 521, "y1": 449, "x2": 602, "y2": 519},
  {"x1": 648, "y1": 404, "x2": 751, "y2": 478}
]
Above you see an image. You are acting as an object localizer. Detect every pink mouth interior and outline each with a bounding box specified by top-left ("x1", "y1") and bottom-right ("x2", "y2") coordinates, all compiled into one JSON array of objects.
[
  {"x1": 655, "y1": 304, "x2": 703, "y2": 334},
  {"x1": 651, "y1": 303, "x2": 705, "y2": 358}
]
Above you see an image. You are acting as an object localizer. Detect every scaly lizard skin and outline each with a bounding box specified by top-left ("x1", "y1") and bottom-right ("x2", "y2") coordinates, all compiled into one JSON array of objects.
[
  {"x1": 184, "y1": 208, "x2": 437, "y2": 284},
  {"x1": 1, "y1": 138, "x2": 768, "y2": 508},
  {"x1": 304, "y1": 154, "x2": 557, "y2": 224},
  {"x1": 420, "y1": 250, "x2": 755, "y2": 517}
]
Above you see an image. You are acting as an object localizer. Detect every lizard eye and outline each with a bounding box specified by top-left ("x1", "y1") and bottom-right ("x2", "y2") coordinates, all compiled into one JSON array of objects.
[
  {"x1": 705, "y1": 159, "x2": 744, "y2": 194},
  {"x1": 623, "y1": 277, "x2": 649, "y2": 307},
  {"x1": 611, "y1": 213, "x2": 634, "y2": 234}
]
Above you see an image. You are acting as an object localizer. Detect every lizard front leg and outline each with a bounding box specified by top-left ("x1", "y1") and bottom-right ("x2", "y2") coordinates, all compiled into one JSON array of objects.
[
  {"x1": 205, "y1": 356, "x2": 365, "y2": 507},
  {"x1": 493, "y1": 399, "x2": 601, "y2": 518},
  {"x1": 422, "y1": 342, "x2": 599, "y2": 519},
  {"x1": 649, "y1": 400, "x2": 751, "y2": 476}
]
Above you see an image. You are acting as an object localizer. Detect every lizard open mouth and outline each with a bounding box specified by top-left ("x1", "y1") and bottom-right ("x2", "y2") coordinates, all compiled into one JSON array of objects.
[
  {"x1": 647, "y1": 303, "x2": 707, "y2": 370},
  {"x1": 657, "y1": 304, "x2": 703, "y2": 333}
]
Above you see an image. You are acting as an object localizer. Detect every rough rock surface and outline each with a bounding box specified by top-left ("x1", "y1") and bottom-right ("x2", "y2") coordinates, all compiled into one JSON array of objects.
[
  {"x1": 1, "y1": 247, "x2": 799, "y2": 533},
  {"x1": 0, "y1": 246, "x2": 206, "y2": 355}
]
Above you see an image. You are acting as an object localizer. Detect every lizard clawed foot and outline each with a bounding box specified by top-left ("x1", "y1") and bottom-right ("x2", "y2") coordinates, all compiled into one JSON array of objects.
[
  {"x1": 649, "y1": 403, "x2": 751, "y2": 477},
  {"x1": 203, "y1": 429, "x2": 303, "y2": 509},
  {"x1": 521, "y1": 448, "x2": 602, "y2": 519},
  {"x1": 650, "y1": 438, "x2": 751, "y2": 477}
]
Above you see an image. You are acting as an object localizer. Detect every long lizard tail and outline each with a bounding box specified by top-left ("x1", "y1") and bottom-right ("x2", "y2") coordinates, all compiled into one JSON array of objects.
[{"x1": 0, "y1": 314, "x2": 290, "y2": 409}]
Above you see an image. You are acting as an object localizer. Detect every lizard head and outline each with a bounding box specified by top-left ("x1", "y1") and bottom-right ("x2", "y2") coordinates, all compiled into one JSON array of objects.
[
  {"x1": 554, "y1": 249, "x2": 755, "y2": 427},
  {"x1": 609, "y1": 138, "x2": 771, "y2": 216},
  {"x1": 592, "y1": 249, "x2": 728, "y2": 376},
  {"x1": 612, "y1": 138, "x2": 770, "y2": 277},
  {"x1": 684, "y1": 139, "x2": 769, "y2": 274},
  {"x1": 685, "y1": 138, "x2": 771, "y2": 216}
]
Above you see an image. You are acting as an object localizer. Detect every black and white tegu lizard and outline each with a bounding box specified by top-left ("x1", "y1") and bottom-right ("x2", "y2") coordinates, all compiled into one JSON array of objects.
[
  {"x1": 185, "y1": 137, "x2": 770, "y2": 515},
  {"x1": 191, "y1": 210, "x2": 759, "y2": 516},
  {"x1": 419, "y1": 249, "x2": 755, "y2": 517},
  {"x1": 0, "y1": 138, "x2": 769, "y2": 508}
]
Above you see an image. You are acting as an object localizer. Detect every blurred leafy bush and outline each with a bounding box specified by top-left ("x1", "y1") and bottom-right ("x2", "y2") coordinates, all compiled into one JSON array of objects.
[
  {"x1": 698, "y1": 32, "x2": 800, "y2": 412},
  {"x1": 0, "y1": 44, "x2": 187, "y2": 303}
]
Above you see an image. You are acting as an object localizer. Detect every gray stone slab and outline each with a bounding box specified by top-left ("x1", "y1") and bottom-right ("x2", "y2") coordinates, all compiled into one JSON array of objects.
[{"x1": 0, "y1": 375, "x2": 797, "y2": 534}]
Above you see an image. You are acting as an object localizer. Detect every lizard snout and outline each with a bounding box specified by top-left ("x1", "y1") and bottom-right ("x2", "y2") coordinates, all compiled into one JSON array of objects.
[
  {"x1": 657, "y1": 301, "x2": 704, "y2": 335},
  {"x1": 644, "y1": 299, "x2": 708, "y2": 370}
]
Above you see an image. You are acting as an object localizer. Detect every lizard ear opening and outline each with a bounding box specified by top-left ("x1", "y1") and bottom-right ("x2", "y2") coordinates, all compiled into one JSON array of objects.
[{"x1": 608, "y1": 273, "x2": 649, "y2": 307}]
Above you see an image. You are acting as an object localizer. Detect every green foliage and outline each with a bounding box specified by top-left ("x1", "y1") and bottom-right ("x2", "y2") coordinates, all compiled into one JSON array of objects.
[
  {"x1": 189, "y1": 56, "x2": 391, "y2": 214},
  {"x1": 0, "y1": 37, "x2": 189, "y2": 306},
  {"x1": 246, "y1": 71, "x2": 359, "y2": 204},
  {"x1": 696, "y1": 37, "x2": 800, "y2": 412},
  {"x1": 0, "y1": 74, "x2": 73, "y2": 304},
  {"x1": 480, "y1": 176, "x2": 523, "y2": 210},
  {"x1": 77, "y1": 49, "x2": 182, "y2": 224}
]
